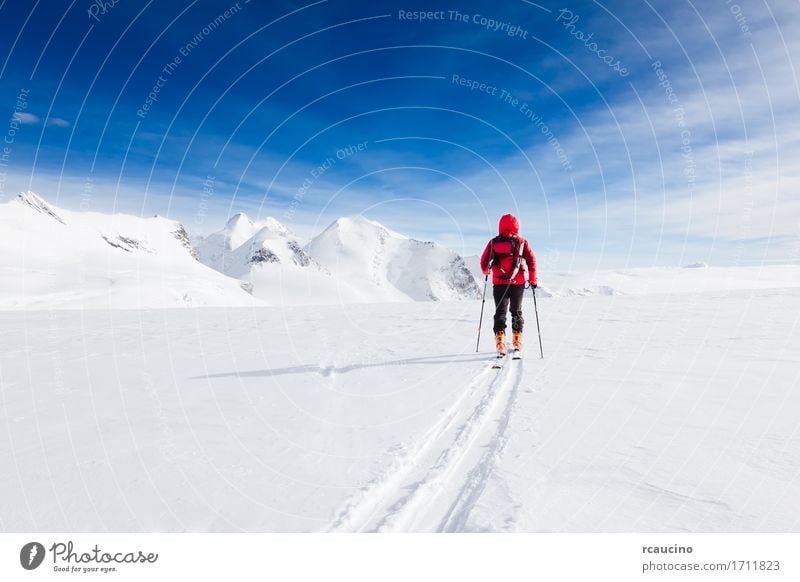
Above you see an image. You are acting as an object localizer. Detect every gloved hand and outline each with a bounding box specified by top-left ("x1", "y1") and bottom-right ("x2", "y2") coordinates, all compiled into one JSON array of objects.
[
  {"x1": 482, "y1": 269, "x2": 489, "y2": 276},
  {"x1": 529, "y1": 282, "x2": 537, "y2": 289}
]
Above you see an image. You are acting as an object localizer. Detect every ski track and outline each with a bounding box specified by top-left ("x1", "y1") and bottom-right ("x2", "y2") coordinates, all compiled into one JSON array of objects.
[
  {"x1": 437, "y1": 359, "x2": 522, "y2": 532},
  {"x1": 328, "y1": 356, "x2": 524, "y2": 533}
]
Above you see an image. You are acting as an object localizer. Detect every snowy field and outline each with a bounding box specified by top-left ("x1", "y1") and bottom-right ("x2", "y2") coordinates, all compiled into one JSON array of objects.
[{"x1": 2, "y1": 279, "x2": 799, "y2": 532}]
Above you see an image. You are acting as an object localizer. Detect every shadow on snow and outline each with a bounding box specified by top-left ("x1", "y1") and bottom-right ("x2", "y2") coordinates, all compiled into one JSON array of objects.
[{"x1": 191, "y1": 353, "x2": 490, "y2": 380}]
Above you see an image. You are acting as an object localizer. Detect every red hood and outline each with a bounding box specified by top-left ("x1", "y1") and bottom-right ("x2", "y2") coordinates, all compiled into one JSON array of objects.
[{"x1": 498, "y1": 214, "x2": 519, "y2": 236}]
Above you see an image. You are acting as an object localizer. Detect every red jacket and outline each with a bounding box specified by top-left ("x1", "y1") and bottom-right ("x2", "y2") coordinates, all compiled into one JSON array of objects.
[{"x1": 479, "y1": 214, "x2": 537, "y2": 286}]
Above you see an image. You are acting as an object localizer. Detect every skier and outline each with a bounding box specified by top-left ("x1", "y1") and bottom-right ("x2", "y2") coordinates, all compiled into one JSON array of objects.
[{"x1": 479, "y1": 214, "x2": 537, "y2": 357}]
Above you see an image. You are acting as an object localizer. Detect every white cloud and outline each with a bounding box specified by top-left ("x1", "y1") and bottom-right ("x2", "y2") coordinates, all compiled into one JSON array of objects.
[
  {"x1": 46, "y1": 117, "x2": 71, "y2": 127},
  {"x1": 13, "y1": 112, "x2": 39, "y2": 124}
]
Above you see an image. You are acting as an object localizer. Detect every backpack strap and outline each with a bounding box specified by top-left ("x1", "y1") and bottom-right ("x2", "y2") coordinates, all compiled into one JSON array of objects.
[{"x1": 506, "y1": 238, "x2": 525, "y2": 281}]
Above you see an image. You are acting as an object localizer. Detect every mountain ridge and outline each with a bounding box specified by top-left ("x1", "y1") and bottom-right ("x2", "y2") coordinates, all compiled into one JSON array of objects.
[
  {"x1": 1, "y1": 193, "x2": 480, "y2": 307},
  {"x1": 0, "y1": 192, "x2": 257, "y2": 309},
  {"x1": 196, "y1": 210, "x2": 481, "y2": 304}
]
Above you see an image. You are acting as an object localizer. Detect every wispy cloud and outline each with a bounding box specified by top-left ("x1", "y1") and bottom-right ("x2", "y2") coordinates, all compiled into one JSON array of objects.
[
  {"x1": 45, "y1": 117, "x2": 71, "y2": 127},
  {"x1": 13, "y1": 112, "x2": 38, "y2": 124},
  {"x1": 8, "y1": 113, "x2": 71, "y2": 127}
]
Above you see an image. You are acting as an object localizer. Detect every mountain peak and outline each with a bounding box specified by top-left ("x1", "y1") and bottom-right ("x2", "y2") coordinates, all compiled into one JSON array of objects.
[
  {"x1": 224, "y1": 213, "x2": 289, "y2": 237},
  {"x1": 16, "y1": 190, "x2": 45, "y2": 204},
  {"x1": 259, "y1": 216, "x2": 289, "y2": 237},
  {"x1": 328, "y1": 215, "x2": 406, "y2": 239},
  {"x1": 15, "y1": 191, "x2": 66, "y2": 224},
  {"x1": 338, "y1": 214, "x2": 381, "y2": 228},
  {"x1": 225, "y1": 212, "x2": 253, "y2": 230}
]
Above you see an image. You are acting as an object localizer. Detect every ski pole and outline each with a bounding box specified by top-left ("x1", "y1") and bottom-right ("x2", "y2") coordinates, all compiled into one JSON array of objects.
[
  {"x1": 531, "y1": 285, "x2": 544, "y2": 359},
  {"x1": 476, "y1": 273, "x2": 489, "y2": 352}
]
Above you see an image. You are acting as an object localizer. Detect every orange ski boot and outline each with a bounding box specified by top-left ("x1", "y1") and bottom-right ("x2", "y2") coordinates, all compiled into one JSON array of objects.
[
  {"x1": 512, "y1": 331, "x2": 523, "y2": 351},
  {"x1": 495, "y1": 331, "x2": 507, "y2": 356}
]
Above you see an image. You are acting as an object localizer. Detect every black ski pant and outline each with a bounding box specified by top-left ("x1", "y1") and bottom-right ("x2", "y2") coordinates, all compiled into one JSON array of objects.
[{"x1": 492, "y1": 284, "x2": 525, "y2": 334}]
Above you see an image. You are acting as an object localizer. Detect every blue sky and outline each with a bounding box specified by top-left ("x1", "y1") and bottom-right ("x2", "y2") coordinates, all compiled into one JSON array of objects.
[{"x1": 0, "y1": 0, "x2": 798, "y2": 269}]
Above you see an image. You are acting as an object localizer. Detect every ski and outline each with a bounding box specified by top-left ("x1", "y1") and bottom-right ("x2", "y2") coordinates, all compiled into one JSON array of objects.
[
  {"x1": 511, "y1": 349, "x2": 522, "y2": 360},
  {"x1": 491, "y1": 354, "x2": 506, "y2": 369}
]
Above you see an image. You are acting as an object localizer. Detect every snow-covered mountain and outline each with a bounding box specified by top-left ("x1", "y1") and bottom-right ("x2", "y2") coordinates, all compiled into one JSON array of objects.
[
  {"x1": 0, "y1": 193, "x2": 479, "y2": 308},
  {"x1": 0, "y1": 192, "x2": 257, "y2": 309},
  {"x1": 194, "y1": 212, "x2": 353, "y2": 305},
  {"x1": 194, "y1": 212, "x2": 293, "y2": 274},
  {"x1": 306, "y1": 216, "x2": 479, "y2": 302},
  {"x1": 6, "y1": 193, "x2": 797, "y2": 310},
  {"x1": 194, "y1": 213, "x2": 480, "y2": 304}
]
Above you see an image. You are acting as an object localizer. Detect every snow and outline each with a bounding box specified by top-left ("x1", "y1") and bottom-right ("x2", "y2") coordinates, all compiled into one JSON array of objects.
[
  {"x1": 0, "y1": 194, "x2": 481, "y2": 309},
  {"x1": 464, "y1": 255, "x2": 800, "y2": 298},
  {"x1": 195, "y1": 212, "x2": 480, "y2": 305},
  {"x1": 2, "y1": 193, "x2": 799, "y2": 532},
  {"x1": 2, "y1": 282, "x2": 799, "y2": 532},
  {"x1": 306, "y1": 215, "x2": 479, "y2": 302},
  {"x1": 0, "y1": 193, "x2": 257, "y2": 309},
  {"x1": 194, "y1": 213, "x2": 294, "y2": 273}
]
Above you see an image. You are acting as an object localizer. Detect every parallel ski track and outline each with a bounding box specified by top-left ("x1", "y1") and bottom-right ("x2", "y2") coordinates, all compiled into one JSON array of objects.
[
  {"x1": 437, "y1": 358, "x2": 522, "y2": 532},
  {"x1": 328, "y1": 356, "x2": 523, "y2": 532}
]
